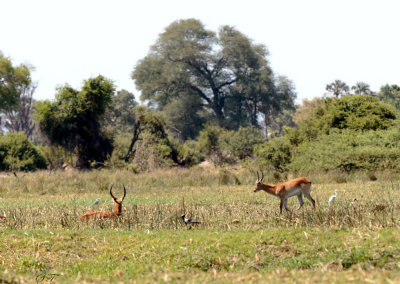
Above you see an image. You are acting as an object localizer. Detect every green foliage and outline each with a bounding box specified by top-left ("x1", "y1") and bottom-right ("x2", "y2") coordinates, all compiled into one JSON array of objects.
[
  {"x1": 197, "y1": 125, "x2": 228, "y2": 165},
  {"x1": 292, "y1": 95, "x2": 397, "y2": 145},
  {"x1": 176, "y1": 139, "x2": 204, "y2": 166},
  {"x1": 132, "y1": 19, "x2": 295, "y2": 130},
  {"x1": 106, "y1": 132, "x2": 136, "y2": 169},
  {"x1": 36, "y1": 145, "x2": 75, "y2": 170},
  {"x1": 106, "y1": 89, "x2": 137, "y2": 133},
  {"x1": 0, "y1": 51, "x2": 32, "y2": 112},
  {"x1": 256, "y1": 95, "x2": 398, "y2": 173},
  {"x1": 380, "y1": 84, "x2": 400, "y2": 111},
  {"x1": 254, "y1": 136, "x2": 292, "y2": 172},
  {"x1": 35, "y1": 75, "x2": 115, "y2": 168},
  {"x1": 0, "y1": 132, "x2": 46, "y2": 171},
  {"x1": 129, "y1": 107, "x2": 177, "y2": 171},
  {"x1": 325, "y1": 79, "x2": 349, "y2": 98},
  {"x1": 162, "y1": 94, "x2": 207, "y2": 140},
  {"x1": 289, "y1": 128, "x2": 400, "y2": 173},
  {"x1": 192, "y1": 125, "x2": 265, "y2": 165},
  {"x1": 313, "y1": 95, "x2": 395, "y2": 132},
  {"x1": 222, "y1": 127, "x2": 265, "y2": 159}
]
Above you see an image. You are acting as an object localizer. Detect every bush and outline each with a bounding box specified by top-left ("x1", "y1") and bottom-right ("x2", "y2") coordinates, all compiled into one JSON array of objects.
[
  {"x1": 177, "y1": 139, "x2": 204, "y2": 166},
  {"x1": 254, "y1": 136, "x2": 292, "y2": 172},
  {"x1": 37, "y1": 145, "x2": 75, "y2": 170},
  {"x1": 0, "y1": 132, "x2": 47, "y2": 171},
  {"x1": 289, "y1": 128, "x2": 400, "y2": 174},
  {"x1": 222, "y1": 127, "x2": 266, "y2": 160},
  {"x1": 105, "y1": 132, "x2": 132, "y2": 169}
]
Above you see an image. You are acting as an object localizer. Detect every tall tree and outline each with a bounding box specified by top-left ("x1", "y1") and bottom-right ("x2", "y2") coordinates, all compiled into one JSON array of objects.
[
  {"x1": 2, "y1": 83, "x2": 36, "y2": 139},
  {"x1": 35, "y1": 75, "x2": 115, "y2": 169},
  {"x1": 162, "y1": 92, "x2": 207, "y2": 141},
  {"x1": 132, "y1": 19, "x2": 286, "y2": 129},
  {"x1": 379, "y1": 84, "x2": 400, "y2": 110},
  {"x1": 351, "y1": 81, "x2": 372, "y2": 95},
  {"x1": 262, "y1": 76, "x2": 296, "y2": 136},
  {"x1": 325, "y1": 80, "x2": 349, "y2": 98},
  {"x1": 106, "y1": 89, "x2": 137, "y2": 133},
  {"x1": 0, "y1": 51, "x2": 32, "y2": 130}
]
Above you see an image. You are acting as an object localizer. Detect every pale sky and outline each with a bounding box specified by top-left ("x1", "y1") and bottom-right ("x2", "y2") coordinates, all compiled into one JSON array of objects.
[{"x1": 2, "y1": 0, "x2": 400, "y2": 104}]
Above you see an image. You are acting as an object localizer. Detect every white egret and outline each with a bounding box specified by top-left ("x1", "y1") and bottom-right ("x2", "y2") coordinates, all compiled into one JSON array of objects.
[{"x1": 328, "y1": 190, "x2": 338, "y2": 203}]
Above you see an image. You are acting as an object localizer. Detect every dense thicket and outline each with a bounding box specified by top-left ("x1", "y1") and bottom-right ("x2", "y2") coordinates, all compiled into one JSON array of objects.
[
  {"x1": 256, "y1": 95, "x2": 399, "y2": 173},
  {"x1": 35, "y1": 76, "x2": 115, "y2": 169}
]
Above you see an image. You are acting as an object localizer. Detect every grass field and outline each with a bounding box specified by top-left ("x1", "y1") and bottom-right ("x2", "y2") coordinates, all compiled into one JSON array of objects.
[{"x1": 0, "y1": 168, "x2": 399, "y2": 283}]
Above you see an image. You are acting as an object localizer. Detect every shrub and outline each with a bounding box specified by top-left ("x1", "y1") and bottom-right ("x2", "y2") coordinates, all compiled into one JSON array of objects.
[
  {"x1": 222, "y1": 127, "x2": 266, "y2": 160},
  {"x1": 0, "y1": 132, "x2": 47, "y2": 171},
  {"x1": 176, "y1": 139, "x2": 204, "y2": 166},
  {"x1": 254, "y1": 136, "x2": 292, "y2": 172},
  {"x1": 289, "y1": 129, "x2": 400, "y2": 173}
]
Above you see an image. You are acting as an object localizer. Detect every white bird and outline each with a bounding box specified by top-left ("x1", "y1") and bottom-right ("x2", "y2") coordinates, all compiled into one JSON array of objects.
[
  {"x1": 92, "y1": 198, "x2": 100, "y2": 205},
  {"x1": 328, "y1": 190, "x2": 338, "y2": 203}
]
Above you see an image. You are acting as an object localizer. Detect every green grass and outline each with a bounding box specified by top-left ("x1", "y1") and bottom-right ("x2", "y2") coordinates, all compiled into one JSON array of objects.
[
  {"x1": 0, "y1": 168, "x2": 399, "y2": 283},
  {"x1": 0, "y1": 228, "x2": 399, "y2": 283}
]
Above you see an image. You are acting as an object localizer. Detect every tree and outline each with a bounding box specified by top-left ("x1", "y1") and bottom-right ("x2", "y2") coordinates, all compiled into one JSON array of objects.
[
  {"x1": 35, "y1": 75, "x2": 115, "y2": 169},
  {"x1": 293, "y1": 97, "x2": 322, "y2": 125},
  {"x1": 125, "y1": 106, "x2": 178, "y2": 171},
  {"x1": 162, "y1": 92, "x2": 207, "y2": 141},
  {"x1": 132, "y1": 19, "x2": 290, "y2": 130},
  {"x1": 2, "y1": 82, "x2": 37, "y2": 140},
  {"x1": 325, "y1": 80, "x2": 349, "y2": 98},
  {"x1": 379, "y1": 84, "x2": 400, "y2": 110},
  {"x1": 0, "y1": 51, "x2": 33, "y2": 130},
  {"x1": 351, "y1": 81, "x2": 372, "y2": 95},
  {"x1": 263, "y1": 76, "x2": 296, "y2": 136},
  {"x1": 106, "y1": 89, "x2": 137, "y2": 133}
]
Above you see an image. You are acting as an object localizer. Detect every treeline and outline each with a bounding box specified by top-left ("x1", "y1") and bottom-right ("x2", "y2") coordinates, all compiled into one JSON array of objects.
[{"x1": 1, "y1": 19, "x2": 400, "y2": 173}]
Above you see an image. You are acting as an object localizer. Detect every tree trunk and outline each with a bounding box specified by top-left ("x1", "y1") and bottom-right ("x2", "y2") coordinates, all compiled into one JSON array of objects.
[{"x1": 125, "y1": 121, "x2": 140, "y2": 162}]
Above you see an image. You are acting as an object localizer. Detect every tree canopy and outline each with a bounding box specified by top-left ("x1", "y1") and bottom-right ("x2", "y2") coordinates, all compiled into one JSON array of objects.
[
  {"x1": 0, "y1": 51, "x2": 33, "y2": 131},
  {"x1": 35, "y1": 75, "x2": 115, "y2": 168},
  {"x1": 132, "y1": 19, "x2": 295, "y2": 135}
]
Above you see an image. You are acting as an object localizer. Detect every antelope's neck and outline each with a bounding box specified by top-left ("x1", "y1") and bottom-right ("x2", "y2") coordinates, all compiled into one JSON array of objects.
[
  {"x1": 261, "y1": 184, "x2": 278, "y2": 196},
  {"x1": 114, "y1": 202, "x2": 122, "y2": 215}
]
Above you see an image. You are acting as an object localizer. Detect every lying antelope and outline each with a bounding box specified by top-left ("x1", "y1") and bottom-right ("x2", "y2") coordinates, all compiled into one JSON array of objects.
[
  {"x1": 80, "y1": 185, "x2": 126, "y2": 220},
  {"x1": 253, "y1": 171, "x2": 315, "y2": 214}
]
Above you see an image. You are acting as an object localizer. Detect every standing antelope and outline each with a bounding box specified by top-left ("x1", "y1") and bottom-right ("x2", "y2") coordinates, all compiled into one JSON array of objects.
[
  {"x1": 253, "y1": 171, "x2": 315, "y2": 214},
  {"x1": 80, "y1": 185, "x2": 126, "y2": 220}
]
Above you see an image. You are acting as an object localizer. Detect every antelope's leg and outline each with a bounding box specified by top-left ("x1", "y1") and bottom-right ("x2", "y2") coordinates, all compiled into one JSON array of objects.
[
  {"x1": 284, "y1": 199, "x2": 291, "y2": 212},
  {"x1": 304, "y1": 193, "x2": 316, "y2": 208},
  {"x1": 297, "y1": 194, "x2": 304, "y2": 210}
]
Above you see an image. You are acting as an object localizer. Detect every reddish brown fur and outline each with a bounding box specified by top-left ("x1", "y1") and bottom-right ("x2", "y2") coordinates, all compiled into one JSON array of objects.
[
  {"x1": 80, "y1": 198, "x2": 123, "y2": 220},
  {"x1": 0, "y1": 215, "x2": 6, "y2": 221},
  {"x1": 80, "y1": 185, "x2": 126, "y2": 220},
  {"x1": 254, "y1": 175, "x2": 315, "y2": 214}
]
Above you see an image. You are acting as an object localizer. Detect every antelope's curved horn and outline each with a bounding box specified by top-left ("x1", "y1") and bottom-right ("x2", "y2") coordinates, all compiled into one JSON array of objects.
[
  {"x1": 121, "y1": 185, "x2": 127, "y2": 202},
  {"x1": 109, "y1": 184, "x2": 118, "y2": 201}
]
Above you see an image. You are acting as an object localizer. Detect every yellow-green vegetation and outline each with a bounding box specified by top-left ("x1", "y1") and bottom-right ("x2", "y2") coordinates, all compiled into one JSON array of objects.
[{"x1": 0, "y1": 168, "x2": 399, "y2": 283}]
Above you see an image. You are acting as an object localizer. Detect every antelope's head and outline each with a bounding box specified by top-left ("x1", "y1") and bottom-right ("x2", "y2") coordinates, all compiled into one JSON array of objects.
[
  {"x1": 110, "y1": 184, "x2": 127, "y2": 215},
  {"x1": 254, "y1": 171, "x2": 264, "y2": 192}
]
